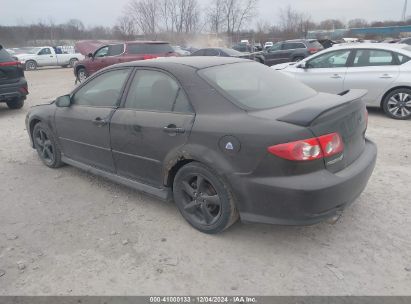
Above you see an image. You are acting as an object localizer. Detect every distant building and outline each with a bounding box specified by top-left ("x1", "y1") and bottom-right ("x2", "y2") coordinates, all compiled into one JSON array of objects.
[{"x1": 308, "y1": 25, "x2": 411, "y2": 40}]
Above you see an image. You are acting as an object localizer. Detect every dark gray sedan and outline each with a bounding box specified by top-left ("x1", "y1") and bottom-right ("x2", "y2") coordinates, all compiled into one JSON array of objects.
[{"x1": 26, "y1": 57, "x2": 377, "y2": 234}]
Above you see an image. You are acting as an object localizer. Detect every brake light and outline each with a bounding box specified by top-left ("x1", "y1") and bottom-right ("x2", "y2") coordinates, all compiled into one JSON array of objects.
[
  {"x1": 0, "y1": 61, "x2": 20, "y2": 67},
  {"x1": 308, "y1": 48, "x2": 319, "y2": 54},
  {"x1": 268, "y1": 132, "x2": 344, "y2": 161}
]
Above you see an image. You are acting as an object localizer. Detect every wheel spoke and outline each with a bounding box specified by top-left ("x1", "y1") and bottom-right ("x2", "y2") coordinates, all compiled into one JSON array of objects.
[
  {"x1": 402, "y1": 107, "x2": 410, "y2": 116},
  {"x1": 35, "y1": 136, "x2": 43, "y2": 147},
  {"x1": 388, "y1": 98, "x2": 398, "y2": 105},
  {"x1": 184, "y1": 201, "x2": 199, "y2": 214},
  {"x1": 389, "y1": 106, "x2": 399, "y2": 114},
  {"x1": 182, "y1": 181, "x2": 196, "y2": 198},
  {"x1": 44, "y1": 147, "x2": 53, "y2": 160},
  {"x1": 200, "y1": 203, "x2": 213, "y2": 224},
  {"x1": 202, "y1": 194, "x2": 220, "y2": 206},
  {"x1": 196, "y1": 175, "x2": 205, "y2": 192}
]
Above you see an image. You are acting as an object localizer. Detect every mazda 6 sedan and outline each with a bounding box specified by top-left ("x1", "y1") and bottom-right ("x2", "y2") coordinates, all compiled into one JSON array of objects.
[
  {"x1": 26, "y1": 57, "x2": 377, "y2": 234},
  {"x1": 272, "y1": 43, "x2": 411, "y2": 120}
]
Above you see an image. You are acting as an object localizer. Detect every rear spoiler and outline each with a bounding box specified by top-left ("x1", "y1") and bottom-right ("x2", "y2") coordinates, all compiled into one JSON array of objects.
[{"x1": 277, "y1": 89, "x2": 367, "y2": 127}]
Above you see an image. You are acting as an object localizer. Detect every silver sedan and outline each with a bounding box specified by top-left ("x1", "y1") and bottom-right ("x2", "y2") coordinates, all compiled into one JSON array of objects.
[{"x1": 272, "y1": 43, "x2": 411, "y2": 120}]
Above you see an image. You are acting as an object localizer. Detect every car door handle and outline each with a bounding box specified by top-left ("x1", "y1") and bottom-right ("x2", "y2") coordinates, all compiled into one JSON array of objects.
[
  {"x1": 163, "y1": 125, "x2": 185, "y2": 134},
  {"x1": 380, "y1": 74, "x2": 393, "y2": 79},
  {"x1": 330, "y1": 74, "x2": 342, "y2": 79},
  {"x1": 92, "y1": 117, "x2": 108, "y2": 127}
]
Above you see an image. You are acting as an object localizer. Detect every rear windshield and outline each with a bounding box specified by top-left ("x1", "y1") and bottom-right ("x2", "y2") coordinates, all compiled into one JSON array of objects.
[
  {"x1": 222, "y1": 48, "x2": 243, "y2": 56},
  {"x1": 128, "y1": 43, "x2": 173, "y2": 54},
  {"x1": 0, "y1": 48, "x2": 14, "y2": 62},
  {"x1": 199, "y1": 62, "x2": 317, "y2": 110},
  {"x1": 309, "y1": 40, "x2": 324, "y2": 49}
]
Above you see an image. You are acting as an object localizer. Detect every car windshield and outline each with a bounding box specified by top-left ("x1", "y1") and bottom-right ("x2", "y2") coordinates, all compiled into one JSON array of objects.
[
  {"x1": 199, "y1": 62, "x2": 317, "y2": 110},
  {"x1": 27, "y1": 47, "x2": 42, "y2": 54}
]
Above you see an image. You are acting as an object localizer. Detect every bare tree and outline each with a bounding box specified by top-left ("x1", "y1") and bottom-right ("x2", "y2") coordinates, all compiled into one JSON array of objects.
[
  {"x1": 115, "y1": 15, "x2": 136, "y2": 39},
  {"x1": 207, "y1": 0, "x2": 225, "y2": 33},
  {"x1": 278, "y1": 5, "x2": 312, "y2": 39},
  {"x1": 348, "y1": 18, "x2": 369, "y2": 28},
  {"x1": 127, "y1": 0, "x2": 159, "y2": 35}
]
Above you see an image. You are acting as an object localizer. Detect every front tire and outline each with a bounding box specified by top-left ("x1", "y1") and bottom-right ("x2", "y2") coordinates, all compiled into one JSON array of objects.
[
  {"x1": 382, "y1": 88, "x2": 411, "y2": 120},
  {"x1": 77, "y1": 68, "x2": 88, "y2": 83},
  {"x1": 25, "y1": 60, "x2": 37, "y2": 71},
  {"x1": 69, "y1": 58, "x2": 78, "y2": 68},
  {"x1": 6, "y1": 98, "x2": 24, "y2": 109},
  {"x1": 33, "y1": 123, "x2": 63, "y2": 168},
  {"x1": 173, "y1": 162, "x2": 239, "y2": 234}
]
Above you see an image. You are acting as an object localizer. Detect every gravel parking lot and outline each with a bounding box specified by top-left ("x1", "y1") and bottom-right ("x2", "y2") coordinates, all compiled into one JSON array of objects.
[{"x1": 0, "y1": 68, "x2": 410, "y2": 295}]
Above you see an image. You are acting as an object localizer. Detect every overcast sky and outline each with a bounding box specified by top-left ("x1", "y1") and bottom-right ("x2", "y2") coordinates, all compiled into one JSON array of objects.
[{"x1": 0, "y1": 0, "x2": 409, "y2": 27}]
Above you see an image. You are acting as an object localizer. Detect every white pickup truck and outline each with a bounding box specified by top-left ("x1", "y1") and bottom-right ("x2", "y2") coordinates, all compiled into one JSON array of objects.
[{"x1": 16, "y1": 46, "x2": 84, "y2": 70}]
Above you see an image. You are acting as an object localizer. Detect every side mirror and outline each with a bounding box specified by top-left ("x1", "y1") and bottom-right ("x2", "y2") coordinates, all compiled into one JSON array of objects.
[
  {"x1": 87, "y1": 52, "x2": 93, "y2": 58},
  {"x1": 55, "y1": 95, "x2": 71, "y2": 107},
  {"x1": 297, "y1": 61, "x2": 308, "y2": 69}
]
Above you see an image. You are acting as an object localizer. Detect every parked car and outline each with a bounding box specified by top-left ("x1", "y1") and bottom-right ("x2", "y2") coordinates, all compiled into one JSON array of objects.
[
  {"x1": 172, "y1": 46, "x2": 191, "y2": 56},
  {"x1": 0, "y1": 45, "x2": 28, "y2": 109},
  {"x1": 232, "y1": 43, "x2": 254, "y2": 53},
  {"x1": 74, "y1": 41, "x2": 177, "y2": 83},
  {"x1": 191, "y1": 47, "x2": 265, "y2": 63},
  {"x1": 272, "y1": 43, "x2": 411, "y2": 120},
  {"x1": 264, "y1": 41, "x2": 274, "y2": 49},
  {"x1": 398, "y1": 38, "x2": 411, "y2": 45},
  {"x1": 26, "y1": 57, "x2": 376, "y2": 234},
  {"x1": 263, "y1": 39, "x2": 324, "y2": 66},
  {"x1": 15, "y1": 46, "x2": 84, "y2": 71}
]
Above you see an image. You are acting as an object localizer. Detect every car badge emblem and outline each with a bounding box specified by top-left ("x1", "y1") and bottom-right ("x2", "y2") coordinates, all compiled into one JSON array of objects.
[{"x1": 225, "y1": 142, "x2": 234, "y2": 150}]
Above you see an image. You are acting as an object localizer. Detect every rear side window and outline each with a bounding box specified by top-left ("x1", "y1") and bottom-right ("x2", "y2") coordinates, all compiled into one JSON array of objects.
[
  {"x1": 192, "y1": 50, "x2": 205, "y2": 56},
  {"x1": 282, "y1": 43, "x2": 306, "y2": 50},
  {"x1": 127, "y1": 43, "x2": 173, "y2": 54},
  {"x1": 353, "y1": 50, "x2": 396, "y2": 67},
  {"x1": 125, "y1": 70, "x2": 192, "y2": 113},
  {"x1": 199, "y1": 62, "x2": 316, "y2": 110},
  {"x1": 396, "y1": 52, "x2": 411, "y2": 64},
  {"x1": 0, "y1": 49, "x2": 13, "y2": 62},
  {"x1": 108, "y1": 44, "x2": 124, "y2": 56}
]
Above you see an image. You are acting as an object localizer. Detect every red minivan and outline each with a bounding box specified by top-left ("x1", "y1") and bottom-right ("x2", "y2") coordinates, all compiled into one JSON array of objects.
[{"x1": 74, "y1": 41, "x2": 178, "y2": 82}]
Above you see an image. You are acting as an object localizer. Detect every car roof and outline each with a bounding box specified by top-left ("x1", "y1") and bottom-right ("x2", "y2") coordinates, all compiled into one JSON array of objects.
[
  {"x1": 125, "y1": 41, "x2": 169, "y2": 44},
  {"x1": 116, "y1": 56, "x2": 248, "y2": 70},
  {"x1": 332, "y1": 42, "x2": 411, "y2": 52},
  {"x1": 284, "y1": 39, "x2": 316, "y2": 43}
]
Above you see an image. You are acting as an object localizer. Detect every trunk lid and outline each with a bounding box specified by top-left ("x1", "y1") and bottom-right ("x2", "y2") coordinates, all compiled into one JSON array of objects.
[{"x1": 251, "y1": 90, "x2": 368, "y2": 172}]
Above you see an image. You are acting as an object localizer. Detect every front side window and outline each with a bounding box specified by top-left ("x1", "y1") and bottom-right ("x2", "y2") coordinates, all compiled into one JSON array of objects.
[
  {"x1": 308, "y1": 50, "x2": 351, "y2": 68},
  {"x1": 72, "y1": 69, "x2": 131, "y2": 107},
  {"x1": 353, "y1": 50, "x2": 395, "y2": 67},
  {"x1": 199, "y1": 62, "x2": 316, "y2": 110},
  {"x1": 125, "y1": 70, "x2": 192, "y2": 113},
  {"x1": 95, "y1": 46, "x2": 109, "y2": 58}
]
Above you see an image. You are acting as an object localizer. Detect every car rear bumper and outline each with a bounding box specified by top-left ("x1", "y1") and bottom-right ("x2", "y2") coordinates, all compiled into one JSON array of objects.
[
  {"x1": 0, "y1": 78, "x2": 28, "y2": 102},
  {"x1": 233, "y1": 139, "x2": 377, "y2": 225}
]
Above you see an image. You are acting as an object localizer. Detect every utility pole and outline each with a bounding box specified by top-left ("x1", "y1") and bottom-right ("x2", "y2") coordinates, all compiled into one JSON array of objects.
[{"x1": 403, "y1": 0, "x2": 408, "y2": 21}]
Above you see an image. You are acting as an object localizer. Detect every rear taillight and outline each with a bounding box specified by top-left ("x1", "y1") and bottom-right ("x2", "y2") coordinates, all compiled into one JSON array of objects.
[
  {"x1": 268, "y1": 132, "x2": 344, "y2": 161},
  {"x1": 0, "y1": 61, "x2": 20, "y2": 67},
  {"x1": 308, "y1": 48, "x2": 319, "y2": 54}
]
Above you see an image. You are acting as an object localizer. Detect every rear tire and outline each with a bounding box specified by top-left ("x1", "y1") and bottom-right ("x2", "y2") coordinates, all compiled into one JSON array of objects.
[
  {"x1": 25, "y1": 60, "x2": 37, "y2": 71},
  {"x1": 32, "y1": 122, "x2": 63, "y2": 168},
  {"x1": 6, "y1": 98, "x2": 24, "y2": 109},
  {"x1": 173, "y1": 162, "x2": 239, "y2": 234},
  {"x1": 382, "y1": 88, "x2": 411, "y2": 120}
]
